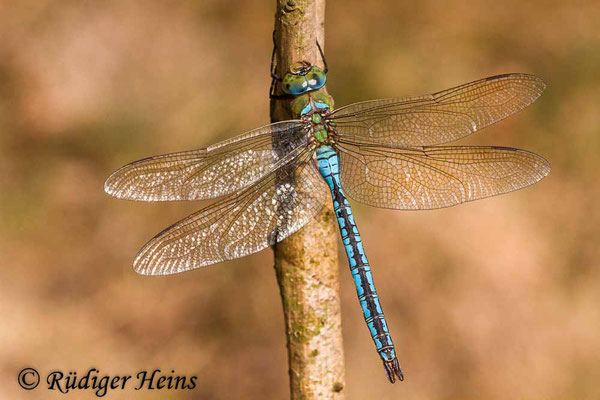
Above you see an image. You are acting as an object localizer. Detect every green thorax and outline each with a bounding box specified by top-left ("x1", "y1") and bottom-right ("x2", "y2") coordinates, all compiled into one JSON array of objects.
[
  {"x1": 291, "y1": 92, "x2": 334, "y2": 145},
  {"x1": 290, "y1": 91, "x2": 332, "y2": 118}
]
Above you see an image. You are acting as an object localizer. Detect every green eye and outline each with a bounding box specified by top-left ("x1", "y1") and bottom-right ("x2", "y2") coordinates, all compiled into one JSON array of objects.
[
  {"x1": 282, "y1": 74, "x2": 309, "y2": 95},
  {"x1": 281, "y1": 65, "x2": 327, "y2": 95},
  {"x1": 307, "y1": 67, "x2": 326, "y2": 89}
]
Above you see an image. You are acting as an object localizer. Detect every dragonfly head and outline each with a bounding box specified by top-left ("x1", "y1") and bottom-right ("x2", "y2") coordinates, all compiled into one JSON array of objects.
[{"x1": 281, "y1": 61, "x2": 327, "y2": 95}]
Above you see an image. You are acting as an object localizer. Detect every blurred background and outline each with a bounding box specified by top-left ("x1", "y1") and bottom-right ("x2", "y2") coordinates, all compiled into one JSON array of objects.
[{"x1": 1, "y1": 1, "x2": 599, "y2": 399}]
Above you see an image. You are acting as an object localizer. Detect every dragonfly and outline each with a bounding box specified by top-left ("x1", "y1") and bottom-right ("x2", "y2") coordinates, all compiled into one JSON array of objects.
[{"x1": 104, "y1": 42, "x2": 550, "y2": 383}]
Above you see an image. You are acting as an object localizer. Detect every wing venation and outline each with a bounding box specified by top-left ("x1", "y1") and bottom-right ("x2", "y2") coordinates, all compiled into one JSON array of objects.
[
  {"x1": 105, "y1": 121, "x2": 306, "y2": 201},
  {"x1": 133, "y1": 152, "x2": 327, "y2": 275},
  {"x1": 337, "y1": 142, "x2": 550, "y2": 210},
  {"x1": 331, "y1": 73, "x2": 545, "y2": 147}
]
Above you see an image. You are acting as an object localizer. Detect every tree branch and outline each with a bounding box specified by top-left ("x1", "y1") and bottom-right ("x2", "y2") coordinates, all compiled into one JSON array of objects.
[{"x1": 271, "y1": 1, "x2": 345, "y2": 399}]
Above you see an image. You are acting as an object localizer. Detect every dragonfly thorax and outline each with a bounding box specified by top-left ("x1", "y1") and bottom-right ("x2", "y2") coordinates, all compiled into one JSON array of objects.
[
  {"x1": 306, "y1": 109, "x2": 335, "y2": 145},
  {"x1": 282, "y1": 61, "x2": 327, "y2": 95},
  {"x1": 293, "y1": 93, "x2": 335, "y2": 145}
]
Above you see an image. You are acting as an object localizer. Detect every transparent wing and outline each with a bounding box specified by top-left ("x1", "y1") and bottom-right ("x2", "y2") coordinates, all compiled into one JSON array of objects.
[
  {"x1": 104, "y1": 120, "x2": 307, "y2": 201},
  {"x1": 133, "y1": 151, "x2": 327, "y2": 275},
  {"x1": 330, "y1": 73, "x2": 545, "y2": 147},
  {"x1": 336, "y1": 142, "x2": 550, "y2": 210}
]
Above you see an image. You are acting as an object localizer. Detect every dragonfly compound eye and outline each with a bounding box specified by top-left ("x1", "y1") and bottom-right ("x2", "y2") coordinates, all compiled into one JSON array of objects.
[
  {"x1": 282, "y1": 73, "x2": 310, "y2": 95},
  {"x1": 307, "y1": 66, "x2": 326, "y2": 90}
]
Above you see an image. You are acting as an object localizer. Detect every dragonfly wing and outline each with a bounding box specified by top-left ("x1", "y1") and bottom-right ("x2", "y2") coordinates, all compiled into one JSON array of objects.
[
  {"x1": 336, "y1": 143, "x2": 550, "y2": 210},
  {"x1": 133, "y1": 151, "x2": 328, "y2": 275},
  {"x1": 330, "y1": 74, "x2": 545, "y2": 146},
  {"x1": 104, "y1": 120, "x2": 307, "y2": 201}
]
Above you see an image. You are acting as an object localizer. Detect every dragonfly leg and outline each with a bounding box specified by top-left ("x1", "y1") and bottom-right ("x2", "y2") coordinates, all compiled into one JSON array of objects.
[
  {"x1": 270, "y1": 30, "x2": 282, "y2": 81},
  {"x1": 269, "y1": 75, "x2": 280, "y2": 99},
  {"x1": 269, "y1": 30, "x2": 284, "y2": 99},
  {"x1": 316, "y1": 39, "x2": 328, "y2": 74}
]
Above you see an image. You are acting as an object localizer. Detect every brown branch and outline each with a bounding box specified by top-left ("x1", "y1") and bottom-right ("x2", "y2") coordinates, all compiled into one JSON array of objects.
[{"x1": 271, "y1": 1, "x2": 346, "y2": 399}]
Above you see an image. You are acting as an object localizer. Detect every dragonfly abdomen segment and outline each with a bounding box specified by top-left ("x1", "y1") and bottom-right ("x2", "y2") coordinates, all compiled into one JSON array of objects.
[{"x1": 316, "y1": 145, "x2": 403, "y2": 383}]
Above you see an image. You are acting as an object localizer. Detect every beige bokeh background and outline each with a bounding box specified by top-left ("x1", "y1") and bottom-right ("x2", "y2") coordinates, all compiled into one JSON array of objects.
[{"x1": 1, "y1": 1, "x2": 599, "y2": 399}]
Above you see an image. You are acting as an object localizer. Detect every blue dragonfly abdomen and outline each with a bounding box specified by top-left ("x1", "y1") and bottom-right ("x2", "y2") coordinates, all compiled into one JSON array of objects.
[{"x1": 316, "y1": 145, "x2": 403, "y2": 382}]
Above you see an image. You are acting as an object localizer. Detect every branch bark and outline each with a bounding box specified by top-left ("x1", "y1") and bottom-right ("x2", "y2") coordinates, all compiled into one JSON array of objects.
[{"x1": 271, "y1": 1, "x2": 346, "y2": 399}]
